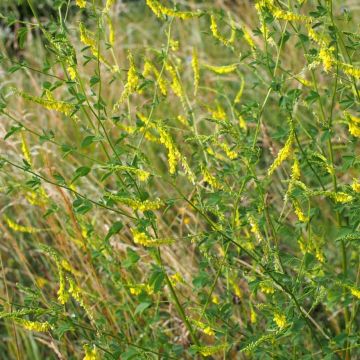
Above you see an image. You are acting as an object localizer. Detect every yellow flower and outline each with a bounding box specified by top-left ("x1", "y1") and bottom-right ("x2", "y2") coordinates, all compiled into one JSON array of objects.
[
  {"x1": 293, "y1": 200, "x2": 308, "y2": 222},
  {"x1": 15, "y1": 318, "x2": 51, "y2": 332},
  {"x1": 267, "y1": 130, "x2": 294, "y2": 176},
  {"x1": 83, "y1": 344, "x2": 99, "y2": 360},
  {"x1": 196, "y1": 343, "x2": 228, "y2": 357},
  {"x1": 350, "y1": 287, "x2": 360, "y2": 299},
  {"x1": 4, "y1": 215, "x2": 40, "y2": 234},
  {"x1": 273, "y1": 312, "x2": 287, "y2": 329},
  {"x1": 76, "y1": 0, "x2": 86, "y2": 8},
  {"x1": 243, "y1": 27, "x2": 256, "y2": 50},
  {"x1": 192, "y1": 320, "x2": 215, "y2": 336},
  {"x1": 319, "y1": 47, "x2": 335, "y2": 72},
  {"x1": 131, "y1": 229, "x2": 174, "y2": 247},
  {"x1": 210, "y1": 15, "x2": 235, "y2": 47},
  {"x1": 247, "y1": 214, "x2": 263, "y2": 242},
  {"x1": 16, "y1": 89, "x2": 75, "y2": 117},
  {"x1": 202, "y1": 167, "x2": 222, "y2": 190},
  {"x1": 204, "y1": 63, "x2": 237, "y2": 74},
  {"x1": 20, "y1": 132, "x2": 32, "y2": 165},
  {"x1": 145, "y1": 0, "x2": 198, "y2": 19},
  {"x1": 143, "y1": 59, "x2": 167, "y2": 96},
  {"x1": 260, "y1": 282, "x2": 275, "y2": 294},
  {"x1": 192, "y1": 48, "x2": 200, "y2": 96},
  {"x1": 165, "y1": 62, "x2": 183, "y2": 100},
  {"x1": 351, "y1": 179, "x2": 360, "y2": 193}
]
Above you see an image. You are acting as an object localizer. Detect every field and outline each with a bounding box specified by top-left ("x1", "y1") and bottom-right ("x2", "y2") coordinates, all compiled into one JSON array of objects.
[{"x1": 0, "y1": 0, "x2": 359, "y2": 359}]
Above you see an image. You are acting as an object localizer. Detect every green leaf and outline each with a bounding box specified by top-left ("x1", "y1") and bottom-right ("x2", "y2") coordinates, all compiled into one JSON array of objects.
[
  {"x1": 134, "y1": 302, "x2": 151, "y2": 315},
  {"x1": 71, "y1": 166, "x2": 91, "y2": 183},
  {"x1": 73, "y1": 198, "x2": 92, "y2": 214},
  {"x1": 105, "y1": 221, "x2": 123, "y2": 242}
]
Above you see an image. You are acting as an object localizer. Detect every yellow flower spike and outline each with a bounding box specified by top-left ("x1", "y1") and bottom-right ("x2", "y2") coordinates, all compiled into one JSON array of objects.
[
  {"x1": 210, "y1": 14, "x2": 234, "y2": 47},
  {"x1": 192, "y1": 319, "x2": 215, "y2": 336},
  {"x1": 76, "y1": 0, "x2": 86, "y2": 8},
  {"x1": 345, "y1": 112, "x2": 360, "y2": 138},
  {"x1": 131, "y1": 229, "x2": 174, "y2": 247},
  {"x1": 192, "y1": 48, "x2": 200, "y2": 96},
  {"x1": 260, "y1": 282, "x2": 275, "y2": 294},
  {"x1": 169, "y1": 272, "x2": 184, "y2": 287},
  {"x1": 250, "y1": 305, "x2": 257, "y2": 324},
  {"x1": 211, "y1": 294, "x2": 220, "y2": 304},
  {"x1": 292, "y1": 200, "x2": 308, "y2": 223},
  {"x1": 351, "y1": 179, "x2": 360, "y2": 193},
  {"x1": 243, "y1": 27, "x2": 256, "y2": 50},
  {"x1": 4, "y1": 215, "x2": 40, "y2": 234},
  {"x1": 20, "y1": 132, "x2": 31, "y2": 165},
  {"x1": 267, "y1": 130, "x2": 294, "y2": 176},
  {"x1": 203, "y1": 63, "x2": 238, "y2": 74},
  {"x1": 165, "y1": 62, "x2": 183, "y2": 100},
  {"x1": 57, "y1": 267, "x2": 69, "y2": 304},
  {"x1": 350, "y1": 287, "x2": 360, "y2": 299},
  {"x1": 145, "y1": 0, "x2": 198, "y2": 19},
  {"x1": 16, "y1": 89, "x2": 75, "y2": 117},
  {"x1": 83, "y1": 344, "x2": 99, "y2": 360},
  {"x1": 273, "y1": 312, "x2": 287, "y2": 329},
  {"x1": 67, "y1": 277, "x2": 94, "y2": 321},
  {"x1": 247, "y1": 214, "x2": 263, "y2": 242},
  {"x1": 202, "y1": 167, "x2": 223, "y2": 190},
  {"x1": 195, "y1": 343, "x2": 228, "y2": 357},
  {"x1": 15, "y1": 318, "x2": 52, "y2": 332},
  {"x1": 143, "y1": 59, "x2": 167, "y2": 96}
]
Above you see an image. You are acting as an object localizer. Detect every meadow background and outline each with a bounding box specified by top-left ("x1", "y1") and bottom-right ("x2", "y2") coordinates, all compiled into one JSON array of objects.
[{"x1": 0, "y1": 0, "x2": 359, "y2": 359}]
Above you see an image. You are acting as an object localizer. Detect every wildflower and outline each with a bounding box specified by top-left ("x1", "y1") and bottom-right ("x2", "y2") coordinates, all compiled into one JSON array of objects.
[
  {"x1": 194, "y1": 343, "x2": 228, "y2": 357},
  {"x1": 330, "y1": 192, "x2": 353, "y2": 204},
  {"x1": 271, "y1": 8, "x2": 312, "y2": 23},
  {"x1": 210, "y1": 15, "x2": 235, "y2": 47},
  {"x1": 204, "y1": 63, "x2": 238, "y2": 74},
  {"x1": 67, "y1": 66, "x2": 77, "y2": 80},
  {"x1": 165, "y1": 62, "x2": 183, "y2": 100},
  {"x1": 115, "y1": 51, "x2": 139, "y2": 108},
  {"x1": 68, "y1": 277, "x2": 94, "y2": 320},
  {"x1": 16, "y1": 89, "x2": 75, "y2": 117},
  {"x1": 76, "y1": 0, "x2": 86, "y2": 8},
  {"x1": 192, "y1": 48, "x2": 200, "y2": 96},
  {"x1": 267, "y1": 130, "x2": 294, "y2": 176},
  {"x1": 4, "y1": 215, "x2": 40, "y2": 234},
  {"x1": 107, "y1": 165, "x2": 150, "y2": 182},
  {"x1": 218, "y1": 142, "x2": 238, "y2": 159},
  {"x1": 345, "y1": 112, "x2": 360, "y2": 138},
  {"x1": 106, "y1": 15, "x2": 115, "y2": 46},
  {"x1": 104, "y1": 193, "x2": 163, "y2": 211},
  {"x1": 350, "y1": 287, "x2": 360, "y2": 299},
  {"x1": 202, "y1": 167, "x2": 222, "y2": 190},
  {"x1": 250, "y1": 305, "x2": 257, "y2": 324},
  {"x1": 293, "y1": 200, "x2": 308, "y2": 222},
  {"x1": 83, "y1": 344, "x2": 99, "y2": 360},
  {"x1": 318, "y1": 47, "x2": 335, "y2": 72},
  {"x1": 192, "y1": 319, "x2": 215, "y2": 336},
  {"x1": 145, "y1": 0, "x2": 198, "y2": 19},
  {"x1": 242, "y1": 27, "x2": 256, "y2": 50},
  {"x1": 247, "y1": 214, "x2": 263, "y2": 242},
  {"x1": 211, "y1": 103, "x2": 226, "y2": 121},
  {"x1": 234, "y1": 75, "x2": 245, "y2": 104},
  {"x1": 143, "y1": 59, "x2": 167, "y2": 96},
  {"x1": 351, "y1": 179, "x2": 360, "y2": 193},
  {"x1": 104, "y1": 0, "x2": 115, "y2": 12},
  {"x1": 211, "y1": 294, "x2": 220, "y2": 304},
  {"x1": 273, "y1": 312, "x2": 287, "y2": 329},
  {"x1": 15, "y1": 318, "x2": 51, "y2": 332},
  {"x1": 260, "y1": 282, "x2": 275, "y2": 294},
  {"x1": 169, "y1": 272, "x2": 184, "y2": 287},
  {"x1": 131, "y1": 229, "x2": 174, "y2": 247},
  {"x1": 340, "y1": 63, "x2": 360, "y2": 79},
  {"x1": 57, "y1": 268, "x2": 69, "y2": 304},
  {"x1": 20, "y1": 132, "x2": 31, "y2": 165}
]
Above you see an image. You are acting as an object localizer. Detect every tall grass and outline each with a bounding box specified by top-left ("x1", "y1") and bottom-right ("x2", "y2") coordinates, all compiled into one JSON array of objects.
[{"x1": 0, "y1": 0, "x2": 359, "y2": 358}]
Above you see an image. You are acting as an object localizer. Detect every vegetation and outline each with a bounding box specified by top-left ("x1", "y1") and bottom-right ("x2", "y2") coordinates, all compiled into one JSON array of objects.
[{"x1": 0, "y1": 0, "x2": 359, "y2": 358}]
